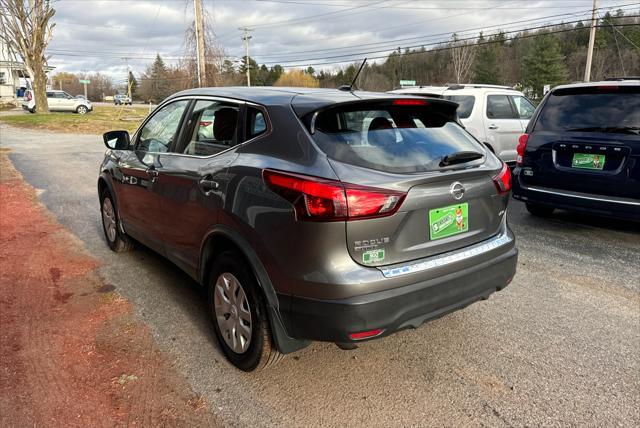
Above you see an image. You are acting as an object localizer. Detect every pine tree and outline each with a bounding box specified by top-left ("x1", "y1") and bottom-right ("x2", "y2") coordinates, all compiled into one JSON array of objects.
[
  {"x1": 128, "y1": 71, "x2": 138, "y2": 97},
  {"x1": 522, "y1": 35, "x2": 568, "y2": 99},
  {"x1": 473, "y1": 32, "x2": 506, "y2": 85},
  {"x1": 148, "y1": 54, "x2": 170, "y2": 102},
  {"x1": 474, "y1": 45, "x2": 500, "y2": 84}
]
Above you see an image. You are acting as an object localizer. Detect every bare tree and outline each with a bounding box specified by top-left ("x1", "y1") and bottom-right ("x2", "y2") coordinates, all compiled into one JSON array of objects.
[
  {"x1": 179, "y1": 5, "x2": 226, "y2": 87},
  {"x1": 450, "y1": 33, "x2": 476, "y2": 84},
  {"x1": 0, "y1": 0, "x2": 55, "y2": 113}
]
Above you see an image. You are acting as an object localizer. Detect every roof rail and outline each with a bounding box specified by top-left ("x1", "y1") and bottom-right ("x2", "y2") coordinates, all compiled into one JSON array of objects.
[
  {"x1": 604, "y1": 76, "x2": 640, "y2": 81},
  {"x1": 445, "y1": 83, "x2": 514, "y2": 90}
]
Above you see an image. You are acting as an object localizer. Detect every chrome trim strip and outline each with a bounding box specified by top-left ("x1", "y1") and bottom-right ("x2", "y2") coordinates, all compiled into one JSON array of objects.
[
  {"x1": 379, "y1": 232, "x2": 512, "y2": 278},
  {"x1": 523, "y1": 185, "x2": 640, "y2": 206}
]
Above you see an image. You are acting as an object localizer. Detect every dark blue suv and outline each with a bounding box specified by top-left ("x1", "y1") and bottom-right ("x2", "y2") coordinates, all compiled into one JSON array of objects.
[{"x1": 512, "y1": 80, "x2": 640, "y2": 221}]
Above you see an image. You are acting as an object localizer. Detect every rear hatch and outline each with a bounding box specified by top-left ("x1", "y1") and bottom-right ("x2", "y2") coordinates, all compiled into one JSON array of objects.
[
  {"x1": 296, "y1": 97, "x2": 509, "y2": 267},
  {"x1": 522, "y1": 84, "x2": 640, "y2": 199}
]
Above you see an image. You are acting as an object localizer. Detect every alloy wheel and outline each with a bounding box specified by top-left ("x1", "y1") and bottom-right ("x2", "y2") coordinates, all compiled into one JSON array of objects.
[
  {"x1": 101, "y1": 197, "x2": 117, "y2": 243},
  {"x1": 214, "y1": 272, "x2": 252, "y2": 354}
]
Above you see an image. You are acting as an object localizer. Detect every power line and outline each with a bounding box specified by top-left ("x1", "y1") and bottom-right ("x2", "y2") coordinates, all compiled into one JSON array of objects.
[
  {"x1": 273, "y1": 22, "x2": 640, "y2": 68},
  {"x1": 258, "y1": 14, "x2": 639, "y2": 66},
  {"x1": 254, "y1": 2, "x2": 639, "y2": 61}
]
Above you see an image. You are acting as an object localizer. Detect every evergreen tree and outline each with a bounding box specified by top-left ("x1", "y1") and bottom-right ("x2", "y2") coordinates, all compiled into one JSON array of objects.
[
  {"x1": 128, "y1": 71, "x2": 138, "y2": 97},
  {"x1": 145, "y1": 54, "x2": 170, "y2": 102},
  {"x1": 522, "y1": 35, "x2": 568, "y2": 99},
  {"x1": 474, "y1": 45, "x2": 500, "y2": 84}
]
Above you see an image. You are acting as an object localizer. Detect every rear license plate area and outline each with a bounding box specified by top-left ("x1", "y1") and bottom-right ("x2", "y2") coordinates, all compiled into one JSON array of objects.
[
  {"x1": 429, "y1": 203, "x2": 468, "y2": 240},
  {"x1": 572, "y1": 153, "x2": 605, "y2": 170}
]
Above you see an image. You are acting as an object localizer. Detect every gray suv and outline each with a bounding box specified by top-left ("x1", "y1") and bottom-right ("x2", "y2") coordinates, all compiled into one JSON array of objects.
[{"x1": 98, "y1": 87, "x2": 517, "y2": 371}]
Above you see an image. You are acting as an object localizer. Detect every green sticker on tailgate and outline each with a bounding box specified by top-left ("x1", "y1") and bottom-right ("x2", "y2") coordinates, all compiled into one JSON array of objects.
[
  {"x1": 429, "y1": 203, "x2": 468, "y2": 240},
  {"x1": 572, "y1": 153, "x2": 605, "y2": 170},
  {"x1": 363, "y1": 249, "x2": 385, "y2": 264}
]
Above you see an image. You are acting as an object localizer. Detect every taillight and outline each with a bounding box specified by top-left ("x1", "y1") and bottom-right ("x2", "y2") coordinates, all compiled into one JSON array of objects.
[
  {"x1": 25, "y1": 91, "x2": 32, "y2": 101},
  {"x1": 493, "y1": 163, "x2": 512, "y2": 195},
  {"x1": 262, "y1": 169, "x2": 406, "y2": 221},
  {"x1": 199, "y1": 121, "x2": 212, "y2": 127},
  {"x1": 516, "y1": 133, "x2": 528, "y2": 165}
]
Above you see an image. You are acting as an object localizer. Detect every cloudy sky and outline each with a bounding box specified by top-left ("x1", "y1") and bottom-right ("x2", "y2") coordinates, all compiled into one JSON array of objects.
[{"x1": 46, "y1": 0, "x2": 638, "y2": 81}]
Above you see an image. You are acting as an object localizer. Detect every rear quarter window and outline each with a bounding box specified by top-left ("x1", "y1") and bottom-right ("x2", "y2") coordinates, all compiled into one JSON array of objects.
[
  {"x1": 443, "y1": 95, "x2": 475, "y2": 119},
  {"x1": 307, "y1": 102, "x2": 484, "y2": 173}
]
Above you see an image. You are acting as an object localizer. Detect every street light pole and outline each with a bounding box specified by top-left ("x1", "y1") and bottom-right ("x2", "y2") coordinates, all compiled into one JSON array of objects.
[{"x1": 584, "y1": 0, "x2": 599, "y2": 82}]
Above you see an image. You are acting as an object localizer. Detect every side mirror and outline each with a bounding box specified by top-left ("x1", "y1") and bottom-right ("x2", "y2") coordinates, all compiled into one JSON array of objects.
[{"x1": 103, "y1": 130, "x2": 130, "y2": 150}]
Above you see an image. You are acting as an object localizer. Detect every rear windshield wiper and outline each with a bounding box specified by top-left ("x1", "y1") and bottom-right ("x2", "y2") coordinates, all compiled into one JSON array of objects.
[
  {"x1": 440, "y1": 151, "x2": 484, "y2": 167},
  {"x1": 566, "y1": 126, "x2": 640, "y2": 135}
]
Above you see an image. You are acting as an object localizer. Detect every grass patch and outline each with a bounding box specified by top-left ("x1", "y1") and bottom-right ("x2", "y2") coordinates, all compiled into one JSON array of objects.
[{"x1": 0, "y1": 106, "x2": 150, "y2": 134}]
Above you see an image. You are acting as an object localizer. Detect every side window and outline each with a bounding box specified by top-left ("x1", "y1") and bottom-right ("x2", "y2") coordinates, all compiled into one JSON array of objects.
[
  {"x1": 247, "y1": 107, "x2": 267, "y2": 139},
  {"x1": 137, "y1": 100, "x2": 189, "y2": 153},
  {"x1": 54, "y1": 92, "x2": 67, "y2": 99},
  {"x1": 180, "y1": 100, "x2": 240, "y2": 156},
  {"x1": 46, "y1": 92, "x2": 54, "y2": 98},
  {"x1": 443, "y1": 95, "x2": 475, "y2": 119},
  {"x1": 486, "y1": 95, "x2": 516, "y2": 119},
  {"x1": 511, "y1": 95, "x2": 536, "y2": 119}
]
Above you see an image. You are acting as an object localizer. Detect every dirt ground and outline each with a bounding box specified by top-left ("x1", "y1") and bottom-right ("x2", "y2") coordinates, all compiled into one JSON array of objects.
[{"x1": 0, "y1": 149, "x2": 218, "y2": 427}]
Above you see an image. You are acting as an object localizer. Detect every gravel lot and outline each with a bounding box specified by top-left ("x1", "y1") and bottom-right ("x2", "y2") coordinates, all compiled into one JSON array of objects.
[{"x1": 1, "y1": 124, "x2": 639, "y2": 427}]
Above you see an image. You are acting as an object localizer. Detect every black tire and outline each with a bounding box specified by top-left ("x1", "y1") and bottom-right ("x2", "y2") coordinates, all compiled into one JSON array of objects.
[
  {"x1": 100, "y1": 189, "x2": 134, "y2": 252},
  {"x1": 29, "y1": 107, "x2": 36, "y2": 113},
  {"x1": 208, "y1": 251, "x2": 283, "y2": 371},
  {"x1": 526, "y1": 202, "x2": 555, "y2": 217}
]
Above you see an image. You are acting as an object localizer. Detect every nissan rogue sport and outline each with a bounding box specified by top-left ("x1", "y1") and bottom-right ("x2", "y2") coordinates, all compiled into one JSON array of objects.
[{"x1": 98, "y1": 87, "x2": 518, "y2": 371}]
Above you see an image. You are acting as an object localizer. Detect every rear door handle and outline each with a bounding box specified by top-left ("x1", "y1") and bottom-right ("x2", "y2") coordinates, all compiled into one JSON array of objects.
[
  {"x1": 199, "y1": 176, "x2": 219, "y2": 195},
  {"x1": 488, "y1": 125, "x2": 499, "y2": 130}
]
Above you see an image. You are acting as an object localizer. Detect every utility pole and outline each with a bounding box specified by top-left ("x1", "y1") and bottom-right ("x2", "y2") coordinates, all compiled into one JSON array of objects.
[
  {"x1": 122, "y1": 57, "x2": 131, "y2": 98},
  {"x1": 584, "y1": 0, "x2": 599, "y2": 82},
  {"x1": 194, "y1": 0, "x2": 207, "y2": 87},
  {"x1": 239, "y1": 27, "x2": 254, "y2": 87}
]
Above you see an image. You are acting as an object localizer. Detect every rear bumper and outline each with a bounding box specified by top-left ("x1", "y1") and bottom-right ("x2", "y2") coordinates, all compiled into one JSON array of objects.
[
  {"x1": 277, "y1": 244, "x2": 517, "y2": 343},
  {"x1": 513, "y1": 174, "x2": 640, "y2": 221}
]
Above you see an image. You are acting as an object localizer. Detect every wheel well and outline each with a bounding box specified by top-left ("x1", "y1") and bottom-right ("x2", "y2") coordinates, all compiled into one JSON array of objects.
[
  {"x1": 97, "y1": 177, "x2": 108, "y2": 198},
  {"x1": 200, "y1": 233, "x2": 246, "y2": 287}
]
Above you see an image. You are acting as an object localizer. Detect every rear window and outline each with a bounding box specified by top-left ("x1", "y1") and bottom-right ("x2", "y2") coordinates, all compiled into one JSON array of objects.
[
  {"x1": 443, "y1": 95, "x2": 475, "y2": 119},
  {"x1": 535, "y1": 86, "x2": 640, "y2": 131},
  {"x1": 308, "y1": 102, "x2": 484, "y2": 173}
]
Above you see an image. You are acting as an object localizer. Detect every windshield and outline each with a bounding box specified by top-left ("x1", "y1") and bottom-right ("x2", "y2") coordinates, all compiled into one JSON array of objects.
[
  {"x1": 442, "y1": 95, "x2": 475, "y2": 119},
  {"x1": 535, "y1": 86, "x2": 640, "y2": 132},
  {"x1": 309, "y1": 103, "x2": 484, "y2": 173}
]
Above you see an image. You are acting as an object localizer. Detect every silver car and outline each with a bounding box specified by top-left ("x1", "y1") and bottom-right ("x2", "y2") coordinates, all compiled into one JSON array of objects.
[{"x1": 22, "y1": 89, "x2": 92, "y2": 114}]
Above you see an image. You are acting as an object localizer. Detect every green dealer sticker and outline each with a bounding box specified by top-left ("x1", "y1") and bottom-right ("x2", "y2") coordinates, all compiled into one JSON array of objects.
[
  {"x1": 572, "y1": 153, "x2": 605, "y2": 170},
  {"x1": 429, "y1": 203, "x2": 469, "y2": 240},
  {"x1": 363, "y1": 249, "x2": 385, "y2": 264}
]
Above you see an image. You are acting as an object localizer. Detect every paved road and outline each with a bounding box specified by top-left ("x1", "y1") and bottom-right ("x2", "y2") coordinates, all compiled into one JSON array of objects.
[{"x1": 1, "y1": 124, "x2": 639, "y2": 427}]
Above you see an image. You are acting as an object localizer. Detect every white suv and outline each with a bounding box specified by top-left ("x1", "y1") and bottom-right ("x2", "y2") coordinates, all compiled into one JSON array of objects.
[
  {"x1": 390, "y1": 84, "x2": 536, "y2": 164},
  {"x1": 22, "y1": 89, "x2": 93, "y2": 114}
]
